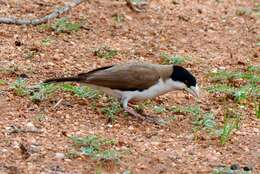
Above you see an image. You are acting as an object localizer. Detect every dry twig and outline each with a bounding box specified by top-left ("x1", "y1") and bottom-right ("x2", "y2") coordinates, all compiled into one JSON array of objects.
[
  {"x1": 53, "y1": 98, "x2": 63, "y2": 109},
  {"x1": 0, "y1": 0, "x2": 86, "y2": 25}
]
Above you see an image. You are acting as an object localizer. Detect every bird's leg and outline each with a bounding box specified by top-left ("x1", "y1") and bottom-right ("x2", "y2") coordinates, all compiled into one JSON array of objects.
[
  {"x1": 121, "y1": 97, "x2": 163, "y2": 124},
  {"x1": 121, "y1": 97, "x2": 146, "y2": 121},
  {"x1": 124, "y1": 106, "x2": 147, "y2": 121},
  {"x1": 125, "y1": 106, "x2": 165, "y2": 124}
]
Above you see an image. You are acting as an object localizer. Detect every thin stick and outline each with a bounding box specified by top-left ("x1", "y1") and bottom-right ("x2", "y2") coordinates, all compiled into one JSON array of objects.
[
  {"x1": 53, "y1": 98, "x2": 63, "y2": 109},
  {"x1": 0, "y1": 0, "x2": 86, "y2": 25}
]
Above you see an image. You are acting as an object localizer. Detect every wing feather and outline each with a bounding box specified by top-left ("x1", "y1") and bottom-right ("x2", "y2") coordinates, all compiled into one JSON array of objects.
[{"x1": 79, "y1": 64, "x2": 160, "y2": 91}]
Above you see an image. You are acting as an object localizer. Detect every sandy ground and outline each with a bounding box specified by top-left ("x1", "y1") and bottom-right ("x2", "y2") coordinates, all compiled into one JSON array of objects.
[{"x1": 0, "y1": 0, "x2": 259, "y2": 173}]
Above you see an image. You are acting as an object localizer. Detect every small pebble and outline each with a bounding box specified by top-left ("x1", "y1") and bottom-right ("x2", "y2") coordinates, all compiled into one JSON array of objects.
[
  {"x1": 26, "y1": 122, "x2": 34, "y2": 127},
  {"x1": 13, "y1": 141, "x2": 20, "y2": 149},
  {"x1": 15, "y1": 40, "x2": 22, "y2": 46},
  {"x1": 55, "y1": 152, "x2": 65, "y2": 160},
  {"x1": 128, "y1": 125, "x2": 134, "y2": 130},
  {"x1": 19, "y1": 73, "x2": 29, "y2": 79},
  {"x1": 243, "y1": 166, "x2": 252, "y2": 171},
  {"x1": 1, "y1": 149, "x2": 8, "y2": 153},
  {"x1": 230, "y1": 164, "x2": 240, "y2": 170},
  {"x1": 65, "y1": 159, "x2": 71, "y2": 162},
  {"x1": 211, "y1": 68, "x2": 218, "y2": 73}
]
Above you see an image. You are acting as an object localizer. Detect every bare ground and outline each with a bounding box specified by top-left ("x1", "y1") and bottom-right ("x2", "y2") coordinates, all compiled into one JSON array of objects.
[{"x1": 0, "y1": 0, "x2": 259, "y2": 173}]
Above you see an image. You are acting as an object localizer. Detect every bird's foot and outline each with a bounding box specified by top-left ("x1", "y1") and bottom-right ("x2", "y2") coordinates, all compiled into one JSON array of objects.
[
  {"x1": 124, "y1": 107, "x2": 164, "y2": 125},
  {"x1": 142, "y1": 113, "x2": 166, "y2": 125}
]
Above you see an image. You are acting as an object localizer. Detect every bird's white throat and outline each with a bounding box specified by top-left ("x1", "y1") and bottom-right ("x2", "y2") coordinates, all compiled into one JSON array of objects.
[{"x1": 120, "y1": 78, "x2": 185, "y2": 101}]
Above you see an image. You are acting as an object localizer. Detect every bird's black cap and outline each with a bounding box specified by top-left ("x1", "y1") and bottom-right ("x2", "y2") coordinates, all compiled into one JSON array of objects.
[{"x1": 171, "y1": 65, "x2": 197, "y2": 87}]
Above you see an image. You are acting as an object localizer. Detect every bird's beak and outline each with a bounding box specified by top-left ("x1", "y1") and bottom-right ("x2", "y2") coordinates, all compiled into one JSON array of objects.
[{"x1": 186, "y1": 85, "x2": 200, "y2": 98}]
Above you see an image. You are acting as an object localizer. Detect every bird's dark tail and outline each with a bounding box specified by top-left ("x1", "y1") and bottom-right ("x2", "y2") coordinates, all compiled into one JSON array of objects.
[
  {"x1": 43, "y1": 76, "x2": 83, "y2": 83},
  {"x1": 44, "y1": 65, "x2": 114, "y2": 84}
]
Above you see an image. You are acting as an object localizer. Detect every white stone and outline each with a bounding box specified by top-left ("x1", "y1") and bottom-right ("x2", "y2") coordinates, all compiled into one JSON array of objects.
[{"x1": 55, "y1": 152, "x2": 65, "y2": 159}]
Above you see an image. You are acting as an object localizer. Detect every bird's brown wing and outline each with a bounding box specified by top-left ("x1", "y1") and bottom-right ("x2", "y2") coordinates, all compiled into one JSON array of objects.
[{"x1": 78, "y1": 63, "x2": 160, "y2": 91}]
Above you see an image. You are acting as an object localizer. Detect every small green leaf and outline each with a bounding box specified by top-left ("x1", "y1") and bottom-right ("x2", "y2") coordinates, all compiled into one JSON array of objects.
[
  {"x1": 171, "y1": 105, "x2": 201, "y2": 116},
  {"x1": 62, "y1": 84, "x2": 99, "y2": 98},
  {"x1": 247, "y1": 65, "x2": 260, "y2": 73},
  {"x1": 112, "y1": 14, "x2": 125, "y2": 23},
  {"x1": 41, "y1": 38, "x2": 52, "y2": 46},
  {"x1": 161, "y1": 52, "x2": 189, "y2": 65},
  {"x1": 219, "y1": 114, "x2": 239, "y2": 145},
  {"x1": 123, "y1": 170, "x2": 132, "y2": 174},
  {"x1": 94, "y1": 149, "x2": 120, "y2": 161},
  {"x1": 94, "y1": 46, "x2": 118, "y2": 59},
  {"x1": 51, "y1": 18, "x2": 81, "y2": 33},
  {"x1": 65, "y1": 151, "x2": 80, "y2": 159},
  {"x1": 81, "y1": 147, "x2": 96, "y2": 155},
  {"x1": 101, "y1": 98, "x2": 122, "y2": 123},
  {"x1": 69, "y1": 135, "x2": 120, "y2": 162},
  {"x1": 203, "y1": 112, "x2": 216, "y2": 129},
  {"x1": 153, "y1": 105, "x2": 167, "y2": 113},
  {"x1": 0, "y1": 79, "x2": 6, "y2": 85},
  {"x1": 130, "y1": 0, "x2": 145, "y2": 4},
  {"x1": 34, "y1": 114, "x2": 46, "y2": 122},
  {"x1": 256, "y1": 102, "x2": 260, "y2": 119},
  {"x1": 207, "y1": 84, "x2": 235, "y2": 94},
  {"x1": 10, "y1": 78, "x2": 30, "y2": 96},
  {"x1": 30, "y1": 84, "x2": 58, "y2": 103}
]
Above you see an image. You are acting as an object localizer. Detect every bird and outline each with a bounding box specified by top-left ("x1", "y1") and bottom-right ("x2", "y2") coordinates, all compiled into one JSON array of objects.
[{"x1": 44, "y1": 62, "x2": 199, "y2": 123}]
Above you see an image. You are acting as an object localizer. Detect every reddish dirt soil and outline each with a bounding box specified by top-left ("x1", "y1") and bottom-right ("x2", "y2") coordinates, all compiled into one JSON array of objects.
[{"x1": 0, "y1": 0, "x2": 259, "y2": 173}]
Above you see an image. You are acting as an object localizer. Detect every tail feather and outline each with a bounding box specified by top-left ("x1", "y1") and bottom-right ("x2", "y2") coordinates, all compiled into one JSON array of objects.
[
  {"x1": 43, "y1": 77, "x2": 83, "y2": 83},
  {"x1": 44, "y1": 65, "x2": 114, "y2": 84}
]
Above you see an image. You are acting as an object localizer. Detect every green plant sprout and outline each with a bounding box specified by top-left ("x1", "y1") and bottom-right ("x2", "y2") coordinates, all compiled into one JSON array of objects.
[
  {"x1": 129, "y1": 0, "x2": 145, "y2": 3},
  {"x1": 153, "y1": 105, "x2": 167, "y2": 113},
  {"x1": 31, "y1": 83, "x2": 58, "y2": 103},
  {"x1": 0, "y1": 79, "x2": 6, "y2": 85},
  {"x1": 212, "y1": 165, "x2": 252, "y2": 174},
  {"x1": 69, "y1": 135, "x2": 121, "y2": 162},
  {"x1": 41, "y1": 38, "x2": 52, "y2": 46},
  {"x1": 39, "y1": 17, "x2": 81, "y2": 33},
  {"x1": 193, "y1": 112, "x2": 216, "y2": 131},
  {"x1": 34, "y1": 114, "x2": 46, "y2": 122},
  {"x1": 256, "y1": 102, "x2": 260, "y2": 119},
  {"x1": 171, "y1": 105, "x2": 201, "y2": 116},
  {"x1": 101, "y1": 97, "x2": 122, "y2": 123},
  {"x1": 217, "y1": 112, "x2": 241, "y2": 145},
  {"x1": 161, "y1": 52, "x2": 190, "y2": 65},
  {"x1": 112, "y1": 13, "x2": 125, "y2": 23},
  {"x1": 65, "y1": 150, "x2": 80, "y2": 159},
  {"x1": 94, "y1": 46, "x2": 118, "y2": 59},
  {"x1": 24, "y1": 50, "x2": 39, "y2": 59},
  {"x1": 10, "y1": 78, "x2": 30, "y2": 96},
  {"x1": 61, "y1": 84, "x2": 100, "y2": 99},
  {"x1": 207, "y1": 67, "x2": 260, "y2": 102}
]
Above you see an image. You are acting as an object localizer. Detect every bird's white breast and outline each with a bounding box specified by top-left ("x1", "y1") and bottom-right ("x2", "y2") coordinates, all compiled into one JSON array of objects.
[{"x1": 121, "y1": 79, "x2": 185, "y2": 101}]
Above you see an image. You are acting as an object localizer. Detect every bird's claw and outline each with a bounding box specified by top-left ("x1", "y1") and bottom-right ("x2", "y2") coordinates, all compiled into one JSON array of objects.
[
  {"x1": 124, "y1": 107, "x2": 165, "y2": 125},
  {"x1": 142, "y1": 114, "x2": 166, "y2": 125}
]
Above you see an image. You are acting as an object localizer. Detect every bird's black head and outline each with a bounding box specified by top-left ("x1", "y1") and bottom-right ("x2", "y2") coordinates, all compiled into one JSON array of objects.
[
  {"x1": 171, "y1": 65, "x2": 196, "y2": 87},
  {"x1": 170, "y1": 65, "x2": 199, "y2": 98}
]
